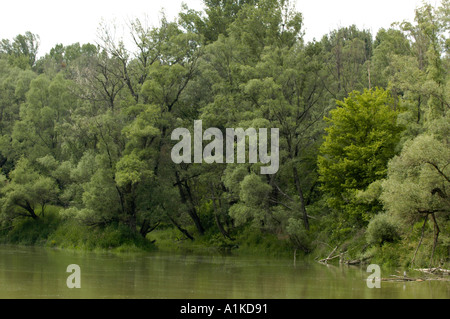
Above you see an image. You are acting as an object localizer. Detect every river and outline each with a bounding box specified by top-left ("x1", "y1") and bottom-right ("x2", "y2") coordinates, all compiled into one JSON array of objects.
[{"x1": 0, "y1": 245, "x2": 448, "y2": 299}]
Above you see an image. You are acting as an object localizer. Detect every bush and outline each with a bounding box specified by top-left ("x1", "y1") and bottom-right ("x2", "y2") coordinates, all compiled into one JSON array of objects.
[
  {"x1": 2, "y1": 206, "x2": 61, "y2": 245},
  {"x1": 47, "y1": 220, "x2": 155, "y2": 251},
  {"x1": 366, "y1": 213, "x2": 400, "y2": 247},
  {"x1": 286, "y1": 218, "x2": 312, "y2": 253},
  {"x1": 233, "y1": 226, "x2": 292, "y2": 257},
  {"x1": 368, "y1": 242, "x2": 409, "y2": 268}
]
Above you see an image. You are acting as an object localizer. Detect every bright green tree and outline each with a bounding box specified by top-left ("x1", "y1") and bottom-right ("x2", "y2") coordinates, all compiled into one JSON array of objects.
[{"x1": 318, "y1": 88, "x2": 403, "y2": 236}]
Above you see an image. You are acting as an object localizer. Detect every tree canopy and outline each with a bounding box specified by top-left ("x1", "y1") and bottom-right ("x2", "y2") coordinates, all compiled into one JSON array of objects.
[{"x1": 0, "y1": 0, "x2": 448, "y2": 267}]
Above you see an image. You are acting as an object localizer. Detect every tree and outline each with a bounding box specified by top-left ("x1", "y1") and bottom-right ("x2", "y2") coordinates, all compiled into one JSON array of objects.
[
  {"x1": 70, "y1": 16, "x2": 205, "y2": 237},
  {"x1": 381, "y1": 121, "x2": 449, "y2": 266},
  {"x1": 371, "y1": 28, "x2": 411, "y2": 88},
  {"x1": 0, "y1": 158, "x2": 59, "y2": 221},
  {"x1": 11, "y1": 73, "x2": 77, "y2": 161},
  {"x1": 34, "y1": 42, "x2": 98, "y2": 75},
  {"x1": 0, "y1": 60, "x2": 36, "y2": 173},
  {"x1": 136, "y1": 21, "x2": 204, "y2": 237},
  {"x1": 318, "y1": 88, "x2": 403, "y2": 235},
  {"x1": 0, "y1": 32, "x2": 40, "y2": 69},
  {"x1": 179, "y1": 0, "x2": 258, "y2": 44},
  {"x1": 229, "y1": 173, "x2": 272, "y2": 226},
  {"x1": 389, "y1": 1, "x2": 449, "y2": 126},
  {"x1": 376, "y1": 1, "x2": 449, "y2": 266},
  {"x1": 321, "y1": 26, "x2": 373, "y2": 100},
  {"x1": 238, "y1": 41, "x2": 326, "y2": 233},
  {"x1": 195, "y1": 0, "x2": 324, "y2": 249}
]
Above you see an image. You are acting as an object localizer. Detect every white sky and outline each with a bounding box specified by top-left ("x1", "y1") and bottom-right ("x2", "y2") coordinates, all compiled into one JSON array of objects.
[{"x1": 0, "y1": 0, "x2": 441, "y2": 57}]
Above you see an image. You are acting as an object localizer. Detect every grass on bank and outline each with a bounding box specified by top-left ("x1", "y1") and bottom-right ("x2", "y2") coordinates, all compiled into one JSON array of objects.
[
  {"x1": 0, "y1": 207, "x2": 448, "y2": 268},
  {"x1": 146, "y1": 225, "x2": 294, "y2": 258},
  {"x1": 0, "y1": 206, "x2": 294, "y2": 257},
  {"x1": 0, "y1": 206, "x2": 155, "y2": 253}
]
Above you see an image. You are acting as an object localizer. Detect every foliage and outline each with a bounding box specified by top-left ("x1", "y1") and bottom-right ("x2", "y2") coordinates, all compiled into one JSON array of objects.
[
  {"x1": 0, "y1": 0, "x2": 448, "y2": 266},
  {"x1": 0, "y1": 158, "x2": 59, "y2": 220},
  {"x1": 0, "y1": 31, "x2": 40, "y2": 69},
  {"x1": 366, "y1": 212, "x2": 400, "y2": 246},
  {"x1": 380, "y1": 123, "x2": 450, "y2": 265},
  {"x1": 318, "y1": 88, "x2": 403, "y2": 231}
]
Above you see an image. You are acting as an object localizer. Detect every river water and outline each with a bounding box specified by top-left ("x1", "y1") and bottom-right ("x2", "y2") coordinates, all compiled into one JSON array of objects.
[{"x1": 0, "y1": 245, "x2": 448, "y2": 299}]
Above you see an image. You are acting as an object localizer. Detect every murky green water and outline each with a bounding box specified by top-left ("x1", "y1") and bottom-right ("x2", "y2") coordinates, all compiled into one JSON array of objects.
[{"x1": 0, "y1": 245, "x2": 448, "y2": 299}]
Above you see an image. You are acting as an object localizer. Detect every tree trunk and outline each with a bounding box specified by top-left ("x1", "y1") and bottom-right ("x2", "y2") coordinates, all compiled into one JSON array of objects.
[
  {"x1": 139, "y1": 219, "x2": 160, "y2": 238},
  {"x1": 18, "y1": 201, "x2": 39, "y2": 220},
  {"x1": 166, "y1": 213, "x2": 194, "y2": 241},
  {"x1": 430, "y1": 213, "x2": 440, "y2": 267},
  {"x1": 175, "y1": 171, "x2": 205, "y2": 236},
  {"x1": 411, "y1": 215, "x2": 428, "y2": 266},
  {"x1": 417, "y1": 95, "x2": 422, "y2": 124},
  {"x1": 292, "y1": 166, "x2": 310, "y2": 230},
  {"x1": 210, "y1": 183, "x2": 233, "y2": 240},
  {"x1": 41, "y1": 203, "x2": 46, "y2": 218},
  {"x1": 123, "y1": 184, "x2": 137, "y2": 233}
]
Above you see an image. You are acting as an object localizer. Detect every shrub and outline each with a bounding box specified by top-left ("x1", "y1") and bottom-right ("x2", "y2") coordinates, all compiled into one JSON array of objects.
[
  {"x1": 2, "y1": 207, "x2": 61, "y2": 245},
  {"x1": 47, "y1": 220, "x2": 154, "y2": 251},
  {"x1": 366, "y1": 213, "x2": 400, "y2": 246}
]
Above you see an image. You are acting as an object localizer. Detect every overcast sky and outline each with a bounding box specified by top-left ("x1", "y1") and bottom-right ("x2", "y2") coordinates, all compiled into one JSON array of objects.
[{"x1": 0, "y1": 0, "x2": 441, "y2": 56}]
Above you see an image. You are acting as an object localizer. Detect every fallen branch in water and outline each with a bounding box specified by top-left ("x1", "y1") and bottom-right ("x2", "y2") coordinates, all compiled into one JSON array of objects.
[
  {"x1": 382, "y1": 271, "x2": 450, "y2": 283},
  {"x1": 318, "y1": 244, "x2": 373, "y2": 266},
  {"x1": 414, "y1": 267, "x2": 450, "y2": 275},
  {"x1": 319, "y1": 254, "x2": 341, "y2": 264},
  {"x1": 382, "y1": 275, "x2": 423, "y2": 282},
  {"x1": 318, "y1": 246, "x2": 339, "y2": 264}
]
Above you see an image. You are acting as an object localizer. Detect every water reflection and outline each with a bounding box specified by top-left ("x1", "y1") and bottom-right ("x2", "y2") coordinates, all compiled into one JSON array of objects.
[{"x1": 0, "y1": 245, "x2": 448, "y2": 299}]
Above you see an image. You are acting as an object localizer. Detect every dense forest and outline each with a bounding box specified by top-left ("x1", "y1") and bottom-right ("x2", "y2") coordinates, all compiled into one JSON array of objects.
[{"x1": 0, "y1": 0, "x2": 448, "y2": 268}]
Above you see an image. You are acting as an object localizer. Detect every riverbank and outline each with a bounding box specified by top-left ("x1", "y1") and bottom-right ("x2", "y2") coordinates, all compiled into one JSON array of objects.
[
  {"x1": 0, "y1": 212, "x2": 155, "y2": 253},
  {"x1": 0, "y1": 214, "x2": 294, "y2": 257},
  {"x1": 0, "y1": 209, "x2": 448, "y2": 270}
]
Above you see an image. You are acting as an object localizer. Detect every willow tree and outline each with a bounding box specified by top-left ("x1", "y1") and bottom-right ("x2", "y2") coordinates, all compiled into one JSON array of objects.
[
  {"x1": 381, "y1": 117, "x2": 449, "y2": 267},
  {"x1": 0, "y1": 158, "x2": 59, "y2": 221},
  {"x1": 194, "y1": 0, "x2": 326, "y2": 250}
]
